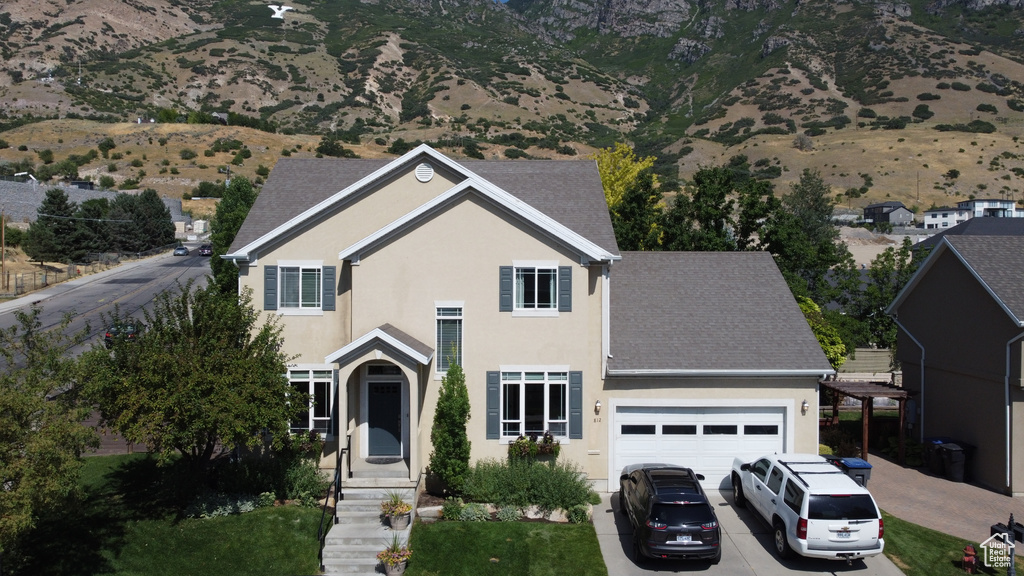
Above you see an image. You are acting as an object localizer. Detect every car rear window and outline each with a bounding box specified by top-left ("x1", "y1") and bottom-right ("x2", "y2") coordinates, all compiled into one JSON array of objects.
[
  {"x1": 651, "y1": 503, "x2": 715, "y2": 525},
  {"x1": 808, "y1": 494, "x2": 878, "y2": 520}
]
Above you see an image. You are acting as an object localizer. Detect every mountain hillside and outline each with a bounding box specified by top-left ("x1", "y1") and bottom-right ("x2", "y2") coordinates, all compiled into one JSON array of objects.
[{"x1": 0, "y1": 0, "x2": 1022, "y2": 209}]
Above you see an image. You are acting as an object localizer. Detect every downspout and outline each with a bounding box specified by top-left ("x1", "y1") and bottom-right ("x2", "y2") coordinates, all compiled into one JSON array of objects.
[
  {"x1": 892, "y1": 316, "x2": 925, "y2": 442},
  {"x1": 1005, "y1": 330, "x2": 1024, "y2": 489}
]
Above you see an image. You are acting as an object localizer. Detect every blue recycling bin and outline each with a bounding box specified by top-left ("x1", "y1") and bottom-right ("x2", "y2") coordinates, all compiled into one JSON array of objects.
[
  {"x1": 838, "y1": 457, "x2": 873, "y2": 487},
  {"x1": 923, "y1": 437, "x2": 953, "y2": 475}
]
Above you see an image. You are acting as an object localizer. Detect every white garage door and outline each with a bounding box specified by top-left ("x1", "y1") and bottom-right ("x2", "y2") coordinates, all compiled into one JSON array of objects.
[{"x1": 613, "y1": 406, "x2": 785, "y2": 488}]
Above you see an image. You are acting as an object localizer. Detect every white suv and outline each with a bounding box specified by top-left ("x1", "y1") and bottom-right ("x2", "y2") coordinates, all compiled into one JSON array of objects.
[{"x1": 731, "y1": 454, "x2": 884, "y2": 562}]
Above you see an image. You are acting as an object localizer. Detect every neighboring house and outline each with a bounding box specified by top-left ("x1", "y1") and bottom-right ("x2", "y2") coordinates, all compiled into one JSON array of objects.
[
  {"x1": 956, "y1": 198, "x2": 1024, "y2": 219},
  {"x1": 224, "y1": 145, "x2": 833, "y2": 491},
  {"x1": 922, "y1": 206, "x2": 971, "y2": 230},
  {"x1": 887, "y1": 236, "x2": 1024, "y2": 496},
  {"x1": 864, "y1": 201, "x2": 915, "y2": 226},
  {"x1": 914, "y1": 218, "x2": 1024, "y2": 253}
]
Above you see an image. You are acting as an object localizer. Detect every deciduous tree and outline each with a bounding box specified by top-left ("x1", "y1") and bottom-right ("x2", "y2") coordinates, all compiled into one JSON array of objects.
[
  {"x1": 79, "y1": 281, "x2": 299, "y2": 469},
  {"x1": 211, "y1": 177, "x2": 257, "y2": 295},
  {"x1": 593, "y1": 142, "x2": 657, "y2": 213},
  {"x1": 0, "y1": 307, "x2": 97, "y2": 566},
  {"x1": 612, "y1": 170, "x2": 662, "y2": 251}
]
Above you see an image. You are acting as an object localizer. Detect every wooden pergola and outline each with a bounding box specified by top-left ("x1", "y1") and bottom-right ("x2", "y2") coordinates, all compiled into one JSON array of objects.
[{"x1": 819, "y1": 379, "x2": 915, "y2": 465}]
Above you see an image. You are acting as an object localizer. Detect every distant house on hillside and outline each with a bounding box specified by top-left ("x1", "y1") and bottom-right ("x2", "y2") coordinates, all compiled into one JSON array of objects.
[
  {"x1": 922, "y1": 206, "x2": 971, "y2": 230},
  {"x1": 864, "y1": 201, "x2": 914, "y2": 226},
  {"x1": 956, "y1": 198, "x2": 1024, "y2": 219}
]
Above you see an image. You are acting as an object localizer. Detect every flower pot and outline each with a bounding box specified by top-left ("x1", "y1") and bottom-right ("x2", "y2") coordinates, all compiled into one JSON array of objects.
[
  {"x1": 383, "y1": 560, "x2": 407, "y2": 576},
  {"x1": 388, "y1": 513, "x2": 410, "y2": 530}
]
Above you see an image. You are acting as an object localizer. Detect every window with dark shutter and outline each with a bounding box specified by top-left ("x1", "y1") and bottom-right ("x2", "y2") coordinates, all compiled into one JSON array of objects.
[{"x1": 264, "y1": 266, "x2": 278, "y2": 311}]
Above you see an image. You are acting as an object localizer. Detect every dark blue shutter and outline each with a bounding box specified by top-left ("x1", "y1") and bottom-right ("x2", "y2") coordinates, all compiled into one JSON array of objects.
[
  {"x1": 486, "y1": 371, "x2": 500, "y2": 439},
  {"x1": 264, "y1": 266, "x2": 278, "y2": 311},
  {"x1": 558, "y1": 266, "x2": 572, "y2": 312},
  {"x1": 569, "y1": 371, "x2": 583, "y2": 439},
  {"x1": 499, "y1": 266, "x2": 513, "y2": 312},
  {"x1": 322, "y1": 266, "x2": 336, "y2": 311}
]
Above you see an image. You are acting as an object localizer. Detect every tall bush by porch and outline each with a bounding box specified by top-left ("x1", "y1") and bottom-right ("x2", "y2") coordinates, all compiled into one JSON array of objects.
[{"x1": 429, "y1": 362, "x2": 471, "y2": 495}]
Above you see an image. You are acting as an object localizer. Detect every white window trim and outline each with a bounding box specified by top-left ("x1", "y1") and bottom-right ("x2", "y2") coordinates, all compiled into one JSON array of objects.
[
  {"x1": 277, "y1": 260, "x2": 324, "y2": 316},
  {"x1": 497, "y1": 364, "x2": 571, "y2": 444},
  {"x1": 435, "y1": 301, "x2": 464, "y2": 378},
  {"x1": 510, "y1": 260, "x2": 559, "y2": 317},
  {"x1": 287, "y1": 364, "x2": 336, "y2": 439}
]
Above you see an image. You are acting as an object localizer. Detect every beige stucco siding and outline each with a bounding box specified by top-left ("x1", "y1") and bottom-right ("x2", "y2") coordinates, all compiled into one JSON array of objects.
[{"x1": 348, "y1": 194, "x2": 605, "y2": 469}]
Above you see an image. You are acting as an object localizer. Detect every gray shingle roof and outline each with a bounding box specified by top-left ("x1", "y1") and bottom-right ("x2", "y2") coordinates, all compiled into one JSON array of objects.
[
  {"x1": 379, "y1": 323, "x2": 434, "y2": 362},
  {"x1": 608, "y1": 251, "x2": 833, "y2": 374},
  {"x1": 229, "y1": 154, "x2": 619, "y2": 256},
  {"x1": 944, "y1": 235, "x2": 1024, "y2": 326},
  {"x1": 915, "y1": 217, "x2": 1024, "y2": 252},
  {"x1": 0, "y1": 180, "x2": 120, "y2": 224}
]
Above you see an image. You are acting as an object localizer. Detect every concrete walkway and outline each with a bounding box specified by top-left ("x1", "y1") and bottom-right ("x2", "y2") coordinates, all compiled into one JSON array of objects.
[{"x1": 868, "y1": 451, "x2": 1023, "y2": 555}]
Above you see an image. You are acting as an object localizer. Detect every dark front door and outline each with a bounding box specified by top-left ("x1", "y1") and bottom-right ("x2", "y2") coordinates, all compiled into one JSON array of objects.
[{"x1": 368, "y1": 382, "x2": 402, "y2": 456}]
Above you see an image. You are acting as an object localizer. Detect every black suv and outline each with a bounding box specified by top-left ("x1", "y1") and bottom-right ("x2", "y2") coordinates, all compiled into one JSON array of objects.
[{"x1": 619, "y1": 463, "x2": 722, "y2": 564}]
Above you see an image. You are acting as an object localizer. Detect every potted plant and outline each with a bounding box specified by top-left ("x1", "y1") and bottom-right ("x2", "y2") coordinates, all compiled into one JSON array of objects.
[
  {"x1": 381, "y1": 489, "x2": 412, "y2": 530},
  {"x1": 507, "y1": 431, "x2": 560, "y2": 460},
  {"x1": 377, "y1": 533, "x2": 412, "y2": 576}
]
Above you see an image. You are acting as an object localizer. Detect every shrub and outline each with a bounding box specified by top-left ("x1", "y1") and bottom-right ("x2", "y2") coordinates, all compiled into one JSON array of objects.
[
  {"x1": 459, "y1": 503, "x2": 490, "y2": 522},
  {"x1": 0, "y1": 139, "x2": 9, "y2": 149},
  {"x1": 567, "y1": 505, "x2": 590, "y2": 524},
  {"x1": 441, "y1": 497, "x2": 464, "y2": 520},
  {"x1": 857, "y1": 108, "x2": 877, "y2": 118},
  {"x1": 916, "y1": 92, "x2": 940, "y2": 101},
  {"x1": 819, "y1": 444, "x2": 833, "y2": 455},
  {"x1": 497, "y1": 506, "x2": 522, "y2": 522},
  {"x1": 99, "y1": 175, "x2": 115, "y2": 189},
  {"x1": 131, "y1": 158, "x2": 144, "y2": 168},
  {"x1": 976, "y1": 103, "x2": 997, "y2": 114},
  {"x1": 4, "y1": 225, "x2": 24, "y2": 247},
  {"x1": 462, "y1": 458, "x2": 595, "y2": 513},
  {"x1": 951, "y1": 82, "x2": 971, "y2": 91},
  {"x1": 180, "y1": 148, "x2": 197, "y2": 160},
  {"x1": 912, "y1": 104, "x2": 934, "y2": 120},
  {"x1": 184, "y1": 491, "x2": 259, "y2": 518}
]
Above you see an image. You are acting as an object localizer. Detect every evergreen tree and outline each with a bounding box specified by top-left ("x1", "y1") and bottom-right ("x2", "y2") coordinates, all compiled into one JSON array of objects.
[
  {"x1": 24, "y1": 188, "x2": 77, "y2": 263},
  {"x1": 211, "y1": 178, "x2": 257, "y2": 295},
  {"x1": 611, "y1": 170, "x2": 662, "y2": 251},
  {"x1": 763, "y1": 169, "x2": 849, "y2": 301},
  {"x1": 134, "y1": 188, "x2": 175, "y2": 249},
  {"x1": 69, "y1": 198, "x2": 110, "y2": 261},
  {"x1": 428, "y1": 362, "x2": 471, "y2": 495},
  {"x1": 106, "y1": 194, "x2": 147, "y2": 253}
]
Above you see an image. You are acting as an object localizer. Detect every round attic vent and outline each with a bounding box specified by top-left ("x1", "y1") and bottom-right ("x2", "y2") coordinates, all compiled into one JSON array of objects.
[{"x1": 415, "y1": 162, "x2": 434, "y2": 183}]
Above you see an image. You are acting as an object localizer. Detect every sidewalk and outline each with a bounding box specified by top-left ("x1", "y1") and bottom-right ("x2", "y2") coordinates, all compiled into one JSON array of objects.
[{"x1": 867, "y1": 451, "x2": 1024, "y2": 554}]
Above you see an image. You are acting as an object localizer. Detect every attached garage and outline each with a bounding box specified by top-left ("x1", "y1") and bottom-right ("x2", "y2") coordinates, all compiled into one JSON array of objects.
[{"x1": 610, "y1": 402, "x2": 791, "y2": 489}]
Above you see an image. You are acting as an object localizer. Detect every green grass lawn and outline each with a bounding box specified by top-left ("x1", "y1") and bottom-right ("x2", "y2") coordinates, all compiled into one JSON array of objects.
[
  {"x1": 14, "y1": 454, "x2": 321, "y2": 576},
  {"x1": 883, "y1": 511, "x2": 1024, "y2": 576},
  {"x1": 406, "y1": 521, "x2": 608, "y2": 576}
]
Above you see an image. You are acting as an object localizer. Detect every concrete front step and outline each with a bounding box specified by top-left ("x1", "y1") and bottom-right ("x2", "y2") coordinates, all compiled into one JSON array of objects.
[
  {"x1": 321, "y1": 483, "x2": 415, "y2": 576},
  {"x1": 341, "y1": 477, "x2": 417, "y2": 490}
]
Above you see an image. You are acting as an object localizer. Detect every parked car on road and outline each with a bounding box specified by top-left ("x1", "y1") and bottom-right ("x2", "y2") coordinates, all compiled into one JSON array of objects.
[
  {"x1": 173, "y1": 246, "x2": 189, "y2": 256},
  {"x1": 197, "y1": 244, "x2": 213, "y2": 256},
  {"x1": 619, "y1": 463, "x2": 721, "y2": 564},
  {"x1": 732, "y1": 454, "x2": 884, "y2": 562},
  {"x1": 104, "y1": 322, "x2": 141, "y2": 348}
]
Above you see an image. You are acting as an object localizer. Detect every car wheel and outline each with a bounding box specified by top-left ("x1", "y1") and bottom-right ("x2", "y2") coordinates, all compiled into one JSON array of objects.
[
  {"x1": 773, "y1": 521, "x2": 793, "y2": 560},
  {"x1": 732, "y1": 475, "x2": 746, "y2": 508},
  {"x1": 632, "y1": 532, "x2": 647, "y2": 565},
  {"x1": 618, "y1": 488, "x2": 626, "y2": 515}
]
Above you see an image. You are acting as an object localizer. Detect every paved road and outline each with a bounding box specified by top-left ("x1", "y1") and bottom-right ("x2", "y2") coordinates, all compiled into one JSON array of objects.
[
  {"x1": 0, "y1": 247, "x2": 210, "y2": 353},
  {"x1": 595, "y1": 490, "x2": 904, "y2": 576}
]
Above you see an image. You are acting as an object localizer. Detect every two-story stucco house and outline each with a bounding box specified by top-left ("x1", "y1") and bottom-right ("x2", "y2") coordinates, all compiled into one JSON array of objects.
[{"x1": 224, "y1": 145, "x2": 832, "y2": 491}]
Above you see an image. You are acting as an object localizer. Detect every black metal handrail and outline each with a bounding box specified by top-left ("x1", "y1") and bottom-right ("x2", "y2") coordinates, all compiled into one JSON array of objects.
[{"x1": 317, "y1": 434, "x2": 351, "y2": 571}]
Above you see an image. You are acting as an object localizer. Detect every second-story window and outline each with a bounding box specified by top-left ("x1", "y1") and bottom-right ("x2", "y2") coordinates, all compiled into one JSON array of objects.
[
  {"x1": 515, "y1": 267, "x2": 557, "y2": 310},
  {"x1": 281, "y1": 266, "x2": 321, "y2": 309},
  {"x1": 436, "y1": 305, "x2": 462, "y2": 373}
]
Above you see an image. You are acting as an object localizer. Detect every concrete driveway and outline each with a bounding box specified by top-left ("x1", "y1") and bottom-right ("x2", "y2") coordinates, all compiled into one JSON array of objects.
[{"x1": 595, "y1": 490, "x2": 905, "y2": 575}]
